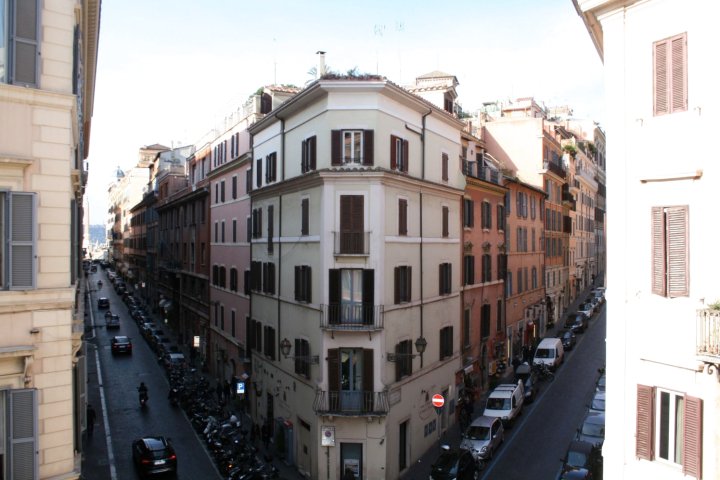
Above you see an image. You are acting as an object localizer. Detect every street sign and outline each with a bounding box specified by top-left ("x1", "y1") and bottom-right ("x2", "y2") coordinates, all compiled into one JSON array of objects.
[
  {"x1": 321, "y1": 426, "x2": 335, "y2": 447},
  {"x1": 236, "y1": 382, "x2": 245, "y2": 395},
  {"x1": 431, "y1": 394, "x2": 445, "y2": 408}
]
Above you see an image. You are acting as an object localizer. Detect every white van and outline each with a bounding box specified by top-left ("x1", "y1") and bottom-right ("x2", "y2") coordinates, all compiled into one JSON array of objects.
[
  {"x1": 533, "y1": 337, "x2": 564, "y2": 370},
  {"x1": 482, "y1": 380, "x2": 524, "y2": 427}
]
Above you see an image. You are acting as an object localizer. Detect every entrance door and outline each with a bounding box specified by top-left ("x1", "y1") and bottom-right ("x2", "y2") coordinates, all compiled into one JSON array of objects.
[
  {"x1": 297, "y1": 418, "x2": 312, "y2": 477},
  {"x1": 399, "y1": 420, "x2": 408, "y2": 471},
  {"x1": 340, "y1": 349, "x2": 363, "y2": 412},
  {"x1": 340, "y1": 442, "x2": 363, "y2": 479}
]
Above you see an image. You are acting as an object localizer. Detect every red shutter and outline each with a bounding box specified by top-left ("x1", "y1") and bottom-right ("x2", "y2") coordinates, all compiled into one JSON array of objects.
[
  {"x1": 363, "y1": 130, "x2": 374, "y2": 165},
  {"x1": 331, "y1": 130, "x2": 342, "y2": 165},
  {"x1": 651, "y1": 207, "x2": 666, "y2": 296},
  {"x1": 666, "y1": 205, "x2": 689, "y2": 297},
  {"x1": 682, "y1": 395, "x2": 702, "y2": 478},
  {"x1": 670, "y1": 34, "x2": 688, "y2": 113},
  {"x1": 390, "y1": 135, "x2": 398, "y2": 170},
  {"x1": 636, "y1": 384, "x2": 655, "y2": 461},
  {"x1": 654, "y1": 39, "x2": 669, "y2": 115},
  {"x1": 402, "y1": 139, "x2": 409, "y2": 173}
]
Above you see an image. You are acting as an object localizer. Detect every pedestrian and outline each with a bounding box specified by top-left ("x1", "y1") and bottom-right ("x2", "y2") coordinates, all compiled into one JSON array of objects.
[
  {"x1": 86, "y1": 404, "x2": 96, "y2": 436},
  {"x1": 224, "y1": 379, "x2": 231, "y2": 400},
  {"x1": 261, "y1": 422, "x2": 271, "y2": 449},
  {"x1": 342, "y1": 467, "x2": 356, "y2": 480},
  {"x1": 511, "y1": 355, "x2": 521, "y2": 373}
]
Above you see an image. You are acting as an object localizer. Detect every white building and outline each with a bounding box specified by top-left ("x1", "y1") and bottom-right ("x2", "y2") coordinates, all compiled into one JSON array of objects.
[{"x1": 574, "y1": 1, "x2": 718, "y2": 479}]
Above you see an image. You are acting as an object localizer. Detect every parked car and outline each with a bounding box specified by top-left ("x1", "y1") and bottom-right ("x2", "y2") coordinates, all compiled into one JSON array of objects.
[
  {"x1": 162, "y1": 353, "x2": 186, "y2": 371},
  {"x1": 596, "y1": 373, "x2": 606, "y2": 392},
  {"x1": 514, "y1": 363, "x2": 540, "y2": 403},
  {"x1": 577, "y1": 412, "x2": 605, "y2": 447},
  {"x1": 560, "y1": 330, "x2": 577, "y2": 350},
  {"x1": 111, "y1": 336, "x2": 132, "y2": 354},
  {"x1": 483, "y1": 380, "x2": 524, "y2": 427},
  {"x1": 131, "y1": 436, "x2": 177, "y2": 477},
  {"x1": 430, "y1": 446, "x2": 478, "y2": 480},
  {"x1": 105, "y1": 314, "x2": 120, "y2": 329},
  {"x1": 559, "y1": 468, "x2": 593, "y2": 479},
  {"x1": 589, "y1": 391, "x2": 605, "y2": 413},
  {"x1": 560, "y1": 441, "x2": 602, "y2": 479},
  {"x1": 533, "y1": 337, "x2": 564, "y2": 370},
  {"x1": 460, "y1": 415, "x2": 504, "y2": 461},
  {"x1": 577, "y1": 303, "x2": 594, "y2": 319},
  {"x1": 565, "y1": 313, "x2": 589, "y2": 334},
  {"x1": 97, "y1": 297, "x2": 110, "y2": 309}
]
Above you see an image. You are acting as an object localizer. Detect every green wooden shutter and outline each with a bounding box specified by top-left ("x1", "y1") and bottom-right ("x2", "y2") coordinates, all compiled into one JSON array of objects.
[
  {"x1": 9, "y1": 389, "x2": 38, "y2": 480},
  {"x1": 10, "y1": 192, "x2": 36, "y2": 289}
]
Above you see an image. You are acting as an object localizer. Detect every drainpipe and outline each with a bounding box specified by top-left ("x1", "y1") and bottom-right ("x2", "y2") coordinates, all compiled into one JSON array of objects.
[
  {"x1": 277, "y1": 194, "x2": 282, "y2": 363},
  {"x1": 420, "y1": 109, "x2": 431, "y2": 368}
]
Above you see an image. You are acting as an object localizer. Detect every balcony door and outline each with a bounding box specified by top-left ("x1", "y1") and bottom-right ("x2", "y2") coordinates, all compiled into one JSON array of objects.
[
  {"x1": 340, "y1": 195, "x2": 364, "y2": 254},
  {"x1": 328, "y1": 348, "x2": 374, "y2": 413},
  {"x1": 329, "y1": 269, "x2": 374, "y2": 325}
]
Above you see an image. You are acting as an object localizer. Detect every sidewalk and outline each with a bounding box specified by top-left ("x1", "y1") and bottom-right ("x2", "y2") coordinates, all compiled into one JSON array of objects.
[{"x1": 401, "y1": 276, "x2": 603, "y2": 479}]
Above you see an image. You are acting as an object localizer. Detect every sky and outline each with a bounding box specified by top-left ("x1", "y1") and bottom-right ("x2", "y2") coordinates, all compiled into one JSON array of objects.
[{"x1": 86, "y1": 0, "x2": 603, "y2": 225}]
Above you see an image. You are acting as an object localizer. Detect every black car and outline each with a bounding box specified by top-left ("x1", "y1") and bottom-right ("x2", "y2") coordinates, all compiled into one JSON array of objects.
[
  {"x1": 514, "y1": 363, "x2": 539, "y2": 403},
  {"x1": 97, "y1": 297, "x2": 110, "y2": 309},
  {"x1": 132, "y1": 436, "x2": 177, "y2": 477},
  {"x1": 560, "y1": 330, "x2": 577, "y2": 350},
  {"x1": 560, "y1": 441, "x2": 602, "y2": 479},
  {"x1": 111, "y1": 336, "x2": 132, "y2": 354},
  {"x1": 430, "y1": 446, "x2": 478, "y2": 480},
  {"x1": 564, "y1": 313, "x2": 589, "y2": 334}
]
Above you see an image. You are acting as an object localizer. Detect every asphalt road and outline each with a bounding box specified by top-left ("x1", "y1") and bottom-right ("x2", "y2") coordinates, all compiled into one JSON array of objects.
[
  {"x1": 83, "y1": 271, "x2": 222, "y2": 480},
  {"x1": 481, "y1": 305, "x2": 606, "y2": 480}
]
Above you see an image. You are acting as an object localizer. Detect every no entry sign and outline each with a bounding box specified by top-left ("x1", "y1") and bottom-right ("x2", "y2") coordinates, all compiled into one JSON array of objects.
[{"x1": 431, "y1": 394, "x2": 445, "y2": 408}]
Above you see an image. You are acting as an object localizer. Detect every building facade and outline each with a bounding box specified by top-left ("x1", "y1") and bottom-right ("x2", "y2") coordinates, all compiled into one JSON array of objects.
[
  {"x1": 575, "y1": 0, "x2": 717, "y2": 479},
  {"x1": 0, "y1": 0, "x2": 100, "y2": 477}
]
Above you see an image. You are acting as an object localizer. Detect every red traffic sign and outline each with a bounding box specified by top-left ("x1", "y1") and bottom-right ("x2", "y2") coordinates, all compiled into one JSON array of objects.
[{"x1": 431, "y1": 394, "x2": 445, "y2": 408}]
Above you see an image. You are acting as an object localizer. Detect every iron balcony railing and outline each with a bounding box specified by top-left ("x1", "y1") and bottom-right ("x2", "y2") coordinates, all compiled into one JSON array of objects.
[
  {"x1": 462, "y1": 161, "x2": 501, "y2": 185},
  {"x1": 320, "y1": 304, "x2": 384, "y2": 330},
  {"x1": 697, "y1": 309, "x2": 720, "y2": 359},
  {"x1": 543, "y1": 160, "x2": 567, "y2": 179},
  {"x1": 333, "y1": 231, "x2": 370, "y2": 255},
  {"x1": 313, "y1": 390, "x2": 389, "y2": 416}
]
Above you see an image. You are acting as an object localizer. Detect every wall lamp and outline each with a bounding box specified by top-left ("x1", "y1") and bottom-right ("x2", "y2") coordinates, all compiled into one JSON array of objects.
[
  {"x1": 279, "y1": 338, "x2": 319, "y2": 364},
  {"x1": 387, "y1": 336, "x2": 427, "y2": 362}
]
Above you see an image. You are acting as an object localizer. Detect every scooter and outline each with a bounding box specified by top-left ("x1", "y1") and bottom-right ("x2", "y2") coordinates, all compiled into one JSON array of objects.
[
  {"x1": 97, "y1": 280, "x2": 103, "y2": 289},
  {"x1": 139, "y1": 391, "x2": 149, "y2": 408}
]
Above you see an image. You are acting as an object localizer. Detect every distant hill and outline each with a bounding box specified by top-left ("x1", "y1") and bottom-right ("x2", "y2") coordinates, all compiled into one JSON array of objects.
[{"x1": 89, "y1": 225, "x2": 107, "y2": 245}]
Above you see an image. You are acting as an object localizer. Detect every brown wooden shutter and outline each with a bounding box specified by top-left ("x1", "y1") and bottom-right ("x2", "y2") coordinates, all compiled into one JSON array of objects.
[
  {"x1": 442, "y1": 153, "x2": 449, "y2": 181},
  {"x1": 402, "y1": 139, "x2": 409, "y2": 173},
  {"x1": 294, "y1": 266, "x2": 301, "y2": 301},
  {"x1": 295, "y1": 339, "x2": 302, "y2": 375},
  {"x1": 310, "y1": 136, "x2": 317, "y2": 170},
  {"x1": 666, "y1": 205, "x2": 689, "y2": 297},
  {"x1": 636, "y1": 384, "x2": 655, "y2": 461},
  {"x1": 363, "y1": 130, "x2": 374, "y2": 165},
  {"x1": 654, "y1": 40, "x2": 669, "y2": 115},
  {"x1": 399, "y1": 199, "x2": 407, "y2": 235},
  {"x1": 306, "y1": 267, "x2": 312, "y2": 303},
  {"x1": 670, "y1": 34, "x2": 687, "y2": 113},
  {"x1": 651, "y1": 207, "x2": 666, "y2": 296},
  {"x1": 442, "y1": 206, "x2": 449, "y2": 237},
  {"x1": 328, "y1": 349, "x2": 339, "y2": 392},
  {"x1": 331, "y1": 130, "x2": 343, "y2": 165},
  {"x1": 394, "y1": 267, "x2": 400, "y2": 304},
  {"x1": 682, "y1": 395, "x2": 702, "y2": 478},
  {"x1": 439, "y1": 264, "x2": 444, "y2": 296},
  {"x1": 301, "y1": 198, "x2": 309, "y2": 235},
  {"x1": 301, "y1": 139, "x2": 308, "y2": 172},
  {"x1": 363, "y1": 349, "x2": 374, "y2": 393},
  {"x1": 407, "y1": 266, "x2": 412, "y2": 302},
  {"x1": 390, "y1": 135, "x2": 398, "y2": 170}
]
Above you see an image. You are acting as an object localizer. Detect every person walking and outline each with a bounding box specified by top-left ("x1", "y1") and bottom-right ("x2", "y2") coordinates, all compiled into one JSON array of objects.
[{"x1": 86, "y1": 404, "x2": 96, "y2": 436}]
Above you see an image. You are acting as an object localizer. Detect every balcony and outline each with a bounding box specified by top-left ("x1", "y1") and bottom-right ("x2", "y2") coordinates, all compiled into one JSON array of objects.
[
  {"x1": 321, "y1": 304, "x2": 384, "y2": 331},
  {"x1": 697, "y1": 309, "x2": 720, "y2": 362},
  {"x1": 313, "y1": 390, "x2": 389, "y2": 416},
  {"x1": 333, "y1": 231, "x2": 370, "y2": 255},
  {"x1": 543, "y1": 160, "x2": 566, "y2": 179},
  {"x1": 462, "y1": 160, "x2": 501, "y2": 185}
]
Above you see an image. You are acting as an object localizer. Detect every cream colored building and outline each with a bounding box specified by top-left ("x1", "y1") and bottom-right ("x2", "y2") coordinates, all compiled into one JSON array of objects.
[
  {"x1": 0, "y1": 0, "x2": 100, "y2": 478},
  {"x1": 246, "y1": 77, "x2": 465, "y2": 479},
  {"x1": 575, "y1": 0, "x2": 718, "y2": 479}
]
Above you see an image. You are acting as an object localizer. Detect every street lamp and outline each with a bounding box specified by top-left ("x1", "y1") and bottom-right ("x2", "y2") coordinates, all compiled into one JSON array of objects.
[
  {"x1": 279, "y1": 338, "x2": 319, "y2": 364},
  {"x1": 386, "y1": 336, "x2": 428, "y2": 362}
]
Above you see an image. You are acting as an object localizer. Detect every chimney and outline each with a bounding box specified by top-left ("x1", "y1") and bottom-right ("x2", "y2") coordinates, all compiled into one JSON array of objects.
[{"x1": 316, "y1": 51, "x2": 326, "y2": 78}]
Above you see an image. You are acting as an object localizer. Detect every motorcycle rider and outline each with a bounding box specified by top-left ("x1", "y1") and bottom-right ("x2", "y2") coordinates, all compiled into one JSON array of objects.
[
  {"x1": 97, "y1": 280, "x2": 103, "y2": 288},
  {"x1": 138, "y1": 382, "x2": 149, "y2": 405}
]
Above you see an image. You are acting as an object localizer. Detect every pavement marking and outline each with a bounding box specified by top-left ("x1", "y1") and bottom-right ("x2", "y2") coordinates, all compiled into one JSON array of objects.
[{"x1": 94, "y1": 346, "x2": 118, "y2": 480}]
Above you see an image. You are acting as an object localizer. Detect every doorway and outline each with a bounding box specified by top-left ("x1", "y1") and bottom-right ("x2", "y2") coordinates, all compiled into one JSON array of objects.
[{"x1": 340, "y1": 442, "x2": 362, "y2": 479}]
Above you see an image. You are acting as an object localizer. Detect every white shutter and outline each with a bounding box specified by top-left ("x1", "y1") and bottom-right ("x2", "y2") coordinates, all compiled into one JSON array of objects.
[{"x1": 9, "y1": 192, "x2": 36, "y2": 289}]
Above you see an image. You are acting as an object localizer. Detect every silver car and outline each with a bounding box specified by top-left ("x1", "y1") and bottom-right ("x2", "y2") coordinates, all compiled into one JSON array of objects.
[{"x1": 460, "y1": 415, "x2": 504, "y2": 461}]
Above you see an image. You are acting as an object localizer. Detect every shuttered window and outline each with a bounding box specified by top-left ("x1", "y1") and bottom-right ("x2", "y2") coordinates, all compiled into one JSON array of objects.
[
  {"x1": 301, "y1": 198, "x2": 309, "y2": 236},
  {"x1": 3, "y1": 192, "x2": 36, "y2": 289},
  {"x1": 294, "y1": 339, "x2": 311, "y2": 379},
  {"x1": 463, "y1": 199, "x2": 474, "y2": 228},
  {"x1": 395, "y1": 340, "x2": 413, "y2": 380},
  {"x1": 5, "y1": 0, "x2": 40, "y2": 86},
  {"x1": 331, "y1": 130, "x2": 374, "y2": 165},
  {"x1": 636, "y1": 384, "x2": 655, "y2": 460},
  {"x1": 651, "y1": 206, "x2": 689, "y2": 297},
  {"x1": 8, "y1": 389, "x2": 38, "y2": 479},
  {"x1": 442, "y1": 206, "x2": 449, "y2": 238},
  {"x1": 394, "y1": 266, "x2": 411, "y2": 304},
  {"x1": 439, "y1": 326, "x2": 453, "y2": 360},
  {"x1": 398, "y1": 198, "x2": 408, "y2": 236},
  {"x1": 390, "y1": 135, "x2": 409, "y2": 173},
  {"x1": 442, "y1": 153, "x2": 449, "y2": 181},
  {"x1": 463, "y1": 255, "x2": 474, "y2": 286},
  {"x1": 653, "y1": 33, "x2": 687, "y2": 116},
  {"x1": 439, "y1": 262, "x2": 452, "y2": 295},
  {"x1": 301, "y1": 136, "x2": 317, "y2": 173},
  {"x1": 294, "y1": 265, "x2": 312, "y2": 303},
  {"x1": 267, "y1": 205, "x2": 274, "y2": 255},
  {"x1": 339, "y1": 195, "x2": 364, "y2": 254},
  {"x1": 256, "y1": 159, "x2": 262, "y2": 188}
]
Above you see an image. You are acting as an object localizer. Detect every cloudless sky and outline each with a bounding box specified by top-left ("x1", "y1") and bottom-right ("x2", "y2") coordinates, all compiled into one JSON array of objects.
[{"x1": 87, "y1": 0, "x2": 602, "y2": 225}]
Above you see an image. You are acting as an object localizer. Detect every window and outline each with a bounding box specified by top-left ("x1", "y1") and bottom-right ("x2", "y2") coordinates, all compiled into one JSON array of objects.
[
  {"x1": 496, "y1": 299, "x2": 503, "y2": 333},
  {"x1": 497, "y1": 205, "x2": 505, "y2": 231},
  {"x1": 636, "y1": 385, "x2": 702, "y2": 478},
  {"x1": 294, "y1": 265, "x2": 312, "y2": 303},
  {"x1": 252, "y1": 208, "x2": 262, "y2": 239},
  {"x1": 506, "y1": 271, "x2": 513, "y2": 297},
  {"x1": 294, "y1": 339, "x2": 311, "y2": 379},
  {"x1": 248, "y1": 319, "x2": 261, "y2": 352},
  {"x1": 214, "y1": 222, "x2": 219, "y2": 242},
  {"x1": 230, "y1": 268, "x2": 238, "y2": 292},
  {"x1": 0, "y1": 389, "x2": 38, "y2": 477},
  {"x1": 267, "y1": 205, "x2": 274, "y2": 255},
  {"x1": 653, "y1": 33, "x2": 687, "y2": 116},
  {"x1": 219, "y1": 266, "x2": 227, "y2": 288},
  {"x1": 481, "y1": 201, "x2": 492, "y2": 229},
  {"x1": 328, "y1": 269, "x2": 374, "y2": 325},
  {"x1": 331, "y1": 130, "x2": 374, "y2": 165},
  {"x1": 652, "y1": 206, "x2": 688, "y2": 297},
  {"x1": 463, "y1": 199, "x2": 474, "y2": 228},
  {"x1": 264, "y1": 325, "x2": 276, "y2": 360},
  {"x1": 0, "y1": 192, "x2": 36, "y2": 289},
  {"x1": 482, "y1": 254, "x2": 492, "y2": 283},
  {"x1": 301, "y1": 198, "x2": 309, "y2": 236},
  {"x1": 481, "y1": 304, "x2": 491, "y2": 339},
  {"x1": 517, "y1": 269, "x2": 523, "y2": 294},
  {"x1": 463, "y1": 256, "x2": 474, "y2": 286},
  {"x1": 246, "y1": 169, "x2": 252, "y2": 194},
  {"x1": 244, "y1": 270, "x2": 250, "y2": 295},
  {"x1": 220, "y1": 305, "x2": 225, "y2": 330},
  {"x1": 390, "y1": 135, "x2": 409, "y2": 173},
  {"x1": 394, "y1": 266, "x2": 412, "y2": 304},
  {"x1": 221, "y1": 221, "x2": 225, "y2": 243},
  {"x1": 232, "y1": 176, "x2": 237, "y2": 199},
  {"x1": 442, "y1": 153, "x2": 449, "y2": 181},
  {"x1": 256, "y1": 159, "x2": 262, "y2": 188},
  {"x1": 442, "y1": 206, "x2": 449, "y2": 237},
  {"x1": 439, "y1": 326, "x2": 453, "y2": 360},
  {"x1": 463, "y1": 309, "x2": 470, "y2": 351},
  {"x1": 301, "y1": 136, "x2": 317, "y2": 173},
  {"x1": 215, "y1": 183, "x2": 219, "y2": 204},
  {"x1": 439, "y1": 262, "x2": 452, "y2": 295},
  {"x1": 262, "y1": 262, "x2": 276, "y2": 295},
  {"x1": 232, "y1": 219, "x2": 237, "y2": 243},
  {"x1": 505, "y1": 191, "x2": 511, "y2": 215},
  {"x1": 220, "y1": 180, "x2": 226, "y2": 202},
  {"x1": 339, "y1": 195, "x2": 364, "y2": 254},
  {"x1": 395, "y1": 340, "x2": 413, "y2": 381},
  {"x1": 531, "y1": 267, "x2": 538, "y2": 290},
  {"x1": 398, "y1": 198, "x2": 408, "y2": 235},
  {"x1": 265, "y1": 152, "x2": 277, "y2": 183},
  {"x1": 2, "y1": 0, "x2": 39, "y2": 86},
  {"x1": 250, "y1": 261, "x2": 262, "y2": 291},
  {"x1": 231, "y1": 310, "x2": 236, "y2": 337}
]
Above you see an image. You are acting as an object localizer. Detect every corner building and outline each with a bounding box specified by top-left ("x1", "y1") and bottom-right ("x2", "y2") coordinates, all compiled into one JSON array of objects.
[{"x1": 246, "y1": 77, "x2": 465, "y2": 479}]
